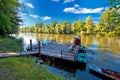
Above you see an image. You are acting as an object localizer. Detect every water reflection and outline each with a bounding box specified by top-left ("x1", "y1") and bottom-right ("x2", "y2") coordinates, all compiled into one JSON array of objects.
[
  {"x1": 43, "y1": 62, "x2": 101, "y2": 80},
  {"x1": 19, "y1": 33, "x2": 120, "y2": 54}
]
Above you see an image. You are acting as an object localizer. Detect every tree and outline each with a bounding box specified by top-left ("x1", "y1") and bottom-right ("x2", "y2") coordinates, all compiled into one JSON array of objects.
[
  {"x1": 50, "y1": 21, "x2": 57, "y2": 33},
  {"x1": 109, "y1": 0, "x2": 120, "y2": 34},
  {"x1": 10, "y1": 11, "x2": 22, "y2": 34},
  {"x1": 94, "y1": 23, "x2": 102, "y2": 33},
  {"x1": 66, "y1": 23, "x2": 72, "y2": 34},
  {"x1": 34, "y1": 22, "x2": 43, "y2": 33},
  {"x1": 44, "y1": 25, "x2": 50, "y2": 33},
  {"x1": 100, "y1": 8, "x2": 117, "y2": 32},
  {"x1": 0, "y1": 0, "x2": 21, "y2": 36},
  {"x1": 55, "y1": 24, "x2": 61, "y2": 34},
  {"x1": 71, "y1": 21, "x2": 77, "y2": 34},
  {"x1": 60, "y1": 21, "x2": 67, "y2": 34},
  {"x1": 76, "y1": 20, "x2": 85, "y2": 33},
  {"x1": 84, "y1": 16, "x2": 94, "y2": 34}
]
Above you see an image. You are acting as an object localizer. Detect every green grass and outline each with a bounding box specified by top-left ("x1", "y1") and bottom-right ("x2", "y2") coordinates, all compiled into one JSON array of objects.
[
  {"x1": 0, "y1": 37, "x2": 23, "y2": 52},
  {"x1": 0, "y1": 57, "x2": 73, "y2": 80}
]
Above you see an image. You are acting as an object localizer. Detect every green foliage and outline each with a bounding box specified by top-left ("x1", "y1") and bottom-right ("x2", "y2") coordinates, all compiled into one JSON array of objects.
[
  {"x1": 109, "y1": 0, "x2": 120, "y2": 30},
  {"x1": 100, "y1": 8, "x2": 116, "y2": 32},
  {"x1": 94, "y1": 24, "x2": 102, "y2": 33},
  {"x1": 0, "y1": 0, "x2": 22, "y2": 36},
  {"x1": 84, "y1": 16, "x2": 94, "y2": 34},
  {"x1": 0, "y1": 37, "x2": 23, "y2": 52},
  {"x1": 0, "y1": 57, "x2": 72, "y2": 80}
]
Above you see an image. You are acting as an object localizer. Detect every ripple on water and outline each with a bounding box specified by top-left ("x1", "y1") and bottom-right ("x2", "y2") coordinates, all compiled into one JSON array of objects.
[{"x1": 87, "y1": 50, "x2": 120, "y2": 72}]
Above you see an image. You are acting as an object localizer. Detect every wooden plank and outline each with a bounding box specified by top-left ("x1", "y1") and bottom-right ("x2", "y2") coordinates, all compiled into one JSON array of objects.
[
  {"x1": 0, "y1": 51, "x2": 39, "y2": 58},
  {"x1": 40, "y1": 49, "x2": 75, "y2": 61}
]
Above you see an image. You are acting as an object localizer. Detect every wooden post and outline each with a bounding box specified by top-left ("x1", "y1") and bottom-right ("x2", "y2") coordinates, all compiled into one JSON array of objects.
[
  {"x1": 30, "y1": 39, "x2": 32, "y2": 51},
  {"x1": 38, "y1": 41, "x2": 41, "y2": 57},
  {"x1": 61, "y1": 50, "x2": 62, "y2": 59}
]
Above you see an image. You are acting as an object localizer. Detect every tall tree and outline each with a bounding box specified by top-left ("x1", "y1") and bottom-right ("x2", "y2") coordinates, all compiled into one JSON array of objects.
[
  {"x1": 94, "y1": 23, "x2": 102, "y2": 33},
  {"x1": 55, "y1": 24, "x2": 61, "y2": 34},
  {"x1": 71, "y1": 22, "x2": 77, "y2": 34},
  {"x1": 50, "y1": 21, "x2": 57, "y2": 33},
  {"x1": 66, "y1": 23, "x2": 72, "y2": 34},
  {"x1": 84, "y1": 16, "x2": 94, "y2": 34},
  {"x1": 76, "y1": 20, "x2": 85, "y2": 33},
  {"x1": 0, "y1": 0, "x2": 21, "y2": 36},
  {"x1": 100, "y1": 8, "x2": 117, "y2": 32},
  {"x1": 109, "y1": 0, "x2": 120, "y2": 34},
  {"x1": 61, "y1": 21, "x2": 67, "y2": 34}
]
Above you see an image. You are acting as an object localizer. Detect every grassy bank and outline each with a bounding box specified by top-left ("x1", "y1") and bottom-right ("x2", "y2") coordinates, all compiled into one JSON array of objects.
[
  {"x1": 0, "y1": 57, "x2": 73, "y2": 80},
  {"x1": 0, "y1": 37, "x2": 23, "y2": 52}
]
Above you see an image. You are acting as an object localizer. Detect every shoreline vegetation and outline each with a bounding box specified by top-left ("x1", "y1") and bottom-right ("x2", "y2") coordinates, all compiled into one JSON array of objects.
[
  {"x1": 0, "y1": 36, "x2": 23, "y2": 53},
  {"x1": 20, "y1": 12, "x2": 120, "y2": 36}
]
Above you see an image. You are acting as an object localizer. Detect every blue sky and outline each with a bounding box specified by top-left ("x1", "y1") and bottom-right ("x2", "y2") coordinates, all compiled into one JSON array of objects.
[{"x1": 19, "y1": 0, "x2": 110, "y2": 27}]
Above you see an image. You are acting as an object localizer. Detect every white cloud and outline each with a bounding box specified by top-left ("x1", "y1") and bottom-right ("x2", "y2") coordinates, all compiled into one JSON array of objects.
[
  {"x1": 22, "y1": 13, "x2": 51, "y2": 20},
  {"x1": 51, "y1": 0, "x2": 60, "y2": 3},
  {"x1": 63, "y1": 6, "x2": 105, "y2": 14},
  {"x1": 74, "y1": 4, "x2": 79, "y2": 8},
  {"x1": 25, "y1": 3, "x2": 34, "y2": 8},
  {"x1": 29, "y1": 14, "x2": 39, "y2": 18},
  {"x1": 40, "y1": 16, "x2": 52, "y2": 21},
  {"x1": 63, "y1": 0, "x2": 74, "y2": 4}
]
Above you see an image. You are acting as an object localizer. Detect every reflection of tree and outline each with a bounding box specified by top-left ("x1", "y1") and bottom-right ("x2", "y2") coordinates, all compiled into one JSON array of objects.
[
  {"x1": 99, "y1": 37, "x2": 108, "y2": 49},
  {"x1": 82, "y1": 36, "x2": 92, "y2": 47}
]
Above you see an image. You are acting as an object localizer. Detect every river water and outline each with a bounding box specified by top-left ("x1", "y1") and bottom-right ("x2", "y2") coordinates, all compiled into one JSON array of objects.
[{"x1": 18, "y1": 33, "x2": 120, "y2": 80}]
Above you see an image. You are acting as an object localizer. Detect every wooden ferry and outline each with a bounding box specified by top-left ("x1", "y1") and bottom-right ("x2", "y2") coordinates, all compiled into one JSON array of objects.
[{"x1": 89, "y1": 65, "x2": 120, "y2": 80}]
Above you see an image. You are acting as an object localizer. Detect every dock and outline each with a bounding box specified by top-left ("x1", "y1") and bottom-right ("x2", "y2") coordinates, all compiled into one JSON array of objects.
[
  {"x1": 40, "y1": 42, "x2": 77, "y2": 61},
  {"x1": 0, "y1": 40, "x2": 81, "y2": 62}
]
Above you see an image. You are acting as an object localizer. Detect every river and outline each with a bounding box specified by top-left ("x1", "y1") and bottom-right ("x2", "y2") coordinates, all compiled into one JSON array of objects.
[{"x1": 18, "y1": 33, "x2": 120, "y2": 80}]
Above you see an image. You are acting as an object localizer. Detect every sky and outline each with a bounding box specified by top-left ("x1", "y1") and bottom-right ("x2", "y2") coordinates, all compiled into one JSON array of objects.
[{"x1": 19, "y1": 0, "x2": 110, "y2": 27}]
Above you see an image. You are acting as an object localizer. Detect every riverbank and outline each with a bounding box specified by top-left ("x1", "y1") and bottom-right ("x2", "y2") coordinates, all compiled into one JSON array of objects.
[
  {"x1": 0, "y1": 37, "x2": 23, "y2": 53},
  {"x1": 0, "y1": 57, "x2": 72, "y2": 80}
]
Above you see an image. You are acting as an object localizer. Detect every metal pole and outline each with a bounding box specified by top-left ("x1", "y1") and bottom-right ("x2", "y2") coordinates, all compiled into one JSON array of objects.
[
  {"x1": 38, "y1": 41, "x2": 41, "y2": 57},
  {"x1": 61, "y1": 50, "x2": 62, "y2": 58},
  {"x1": 74, "y1": 52, "x2": 76, "y2": 61},
  {"x1": 30, "y1": 39, "x2": 32, "y2": 51}
]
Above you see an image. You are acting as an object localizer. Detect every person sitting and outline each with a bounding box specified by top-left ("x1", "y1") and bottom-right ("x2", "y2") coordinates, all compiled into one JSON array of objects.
[{"x1": 69, "y1": 36, "x2": 81, "y2": 53}]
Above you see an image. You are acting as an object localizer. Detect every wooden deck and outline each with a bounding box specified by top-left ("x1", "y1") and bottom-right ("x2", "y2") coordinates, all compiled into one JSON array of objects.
[
  {"x1": 40, "y1": 42, "x2": 76, "y2": 61},
  {"x1": 0, "y1": 42, "x2": 77, "y2": 62}
]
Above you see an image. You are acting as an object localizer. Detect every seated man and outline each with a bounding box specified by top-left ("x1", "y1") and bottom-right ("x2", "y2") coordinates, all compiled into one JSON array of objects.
[{"x1": 69, "y1": 36, "x2": 81, "y2": 53}]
